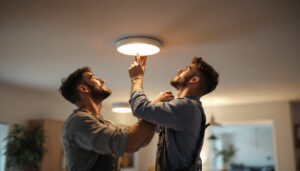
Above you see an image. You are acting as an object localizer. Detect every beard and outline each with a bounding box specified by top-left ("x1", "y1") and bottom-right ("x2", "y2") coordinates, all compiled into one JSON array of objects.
[
  {"x1": 86, "y1": 83, "x2": 111, "y2": 102},
  {"x1": 170, "y1": 74, "x2": 193, "y2": 89}
]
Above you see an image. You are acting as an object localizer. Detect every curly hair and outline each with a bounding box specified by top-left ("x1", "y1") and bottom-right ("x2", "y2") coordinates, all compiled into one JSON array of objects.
[
  {"x1": 59, "y1": 66, "x2": 91, "y2": 105},
  {"x1": 192, "y1": 57, "x2": 219, "y2": 95}
]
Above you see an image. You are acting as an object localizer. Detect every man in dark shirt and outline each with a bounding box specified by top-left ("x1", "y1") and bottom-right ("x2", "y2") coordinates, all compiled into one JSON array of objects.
[
  {"x1": 128, "y1": 55, "x2": 219, "y2": 170},
  {"x1": 60, "y1": 67, "x2": 156, "y2": 171}
]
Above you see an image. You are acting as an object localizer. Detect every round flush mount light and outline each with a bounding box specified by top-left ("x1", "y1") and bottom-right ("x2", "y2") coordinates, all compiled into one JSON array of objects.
[
  {"x1": 112, "y1": 102, "x2": 132, "y2": 113},
  {"x1": 115, "y1": 36, "x2": 162, "y2": 56}
]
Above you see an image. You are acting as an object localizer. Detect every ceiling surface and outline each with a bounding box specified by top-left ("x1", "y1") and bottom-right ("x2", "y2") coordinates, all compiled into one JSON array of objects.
[{"x1": 1, "y1": 0, "x2": 300, "y2": 106}]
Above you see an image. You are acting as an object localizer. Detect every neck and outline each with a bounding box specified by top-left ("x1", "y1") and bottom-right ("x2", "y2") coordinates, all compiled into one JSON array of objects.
[
  {"x1": 80, "y1": 98, "x2": 102, "y2": 117},
  {"x1": 176, "y1": 87, "x2": 201, "y2": 98},
  {"x1": 176, "y1": 88, "x2": 191, "y2": 98}
]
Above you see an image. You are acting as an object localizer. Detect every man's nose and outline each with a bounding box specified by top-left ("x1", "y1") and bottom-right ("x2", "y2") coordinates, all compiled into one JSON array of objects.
[
  {"x1": 98, "y1": 78, "x2": 104, "y2": 84},
  {"x1": 177, "y1": 69, "x2": 183, "y2": 75}
]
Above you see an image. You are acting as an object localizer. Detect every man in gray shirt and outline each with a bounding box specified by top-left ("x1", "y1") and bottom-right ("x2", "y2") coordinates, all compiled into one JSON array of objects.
[
  {"x1": 128, "y1": 55, "x2": 219, "y2": 170},
  {"x1": 59, "y1": 66, "x2": 156, "y2": 171}
]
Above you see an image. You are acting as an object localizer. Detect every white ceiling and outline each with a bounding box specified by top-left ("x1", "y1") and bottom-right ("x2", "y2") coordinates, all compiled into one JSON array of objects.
[{"x1": 0, "y1": 0, "x2": 300, "y2": 106}]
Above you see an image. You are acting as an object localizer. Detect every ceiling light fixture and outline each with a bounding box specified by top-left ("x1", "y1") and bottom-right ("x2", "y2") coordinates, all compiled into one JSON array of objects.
[
  {"x1": 115, "y1": 36, "x2": 162, "y2": 56},
  {"x1": 112, "y1": 102, "x2": 132, "y2": 113},
  {"x1": 209, "y1": 115, "x2": 222, "y2": 126},
  {"x1": 208, "y1": 133, "x2": 218, "y2": 141}
]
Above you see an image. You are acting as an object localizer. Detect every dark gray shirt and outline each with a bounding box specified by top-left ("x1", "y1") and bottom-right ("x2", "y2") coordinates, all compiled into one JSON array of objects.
[
  {"x1": 62, "y1": 108, "x2": 128, "y2": 171},
  {"x1": 129, "y1": 89, "x2": 204, "y2": 170}
]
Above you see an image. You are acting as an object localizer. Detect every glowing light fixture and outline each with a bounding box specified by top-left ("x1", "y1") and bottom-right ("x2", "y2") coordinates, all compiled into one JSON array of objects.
[
  {"x1": 112, "y1": 102, "x2": 131, "y2": 113},
  {"x1": 116, "y1": 37, "x2": 162, "y2": 56}
]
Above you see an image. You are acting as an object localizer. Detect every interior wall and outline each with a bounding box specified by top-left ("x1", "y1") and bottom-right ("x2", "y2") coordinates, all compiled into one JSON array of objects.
[
  {"x1": 0, "y1": 82, "x2": 74, "y2": 127},
  {"x1": 201, "y1": 101, "x2": 295, "y2": 171},
  {"x1": 136, "y1": 134, "x2": 158, "y2": 171}
]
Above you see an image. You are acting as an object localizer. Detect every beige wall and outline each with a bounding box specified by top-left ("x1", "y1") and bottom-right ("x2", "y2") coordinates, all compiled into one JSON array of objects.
[{"x1": 0, "y1": 82, "x2": 73, "y2": 127}]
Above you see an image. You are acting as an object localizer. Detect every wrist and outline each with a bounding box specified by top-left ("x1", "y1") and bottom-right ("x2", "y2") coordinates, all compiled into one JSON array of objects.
[
  {"x1": 131, "y1": 76, "x2": 143, "y2": 81},
  {"x1": 153, "y1": 98, "x2": 160, "y2": 102}
]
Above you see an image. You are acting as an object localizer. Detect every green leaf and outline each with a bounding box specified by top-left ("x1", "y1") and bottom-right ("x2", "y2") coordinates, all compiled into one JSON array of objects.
[
  {"x1": 216, "y1": 144, "x2": 237, "y2": 163},
  {"x1": 4, "y1": 124, "x2": 47, "y2": 170}
]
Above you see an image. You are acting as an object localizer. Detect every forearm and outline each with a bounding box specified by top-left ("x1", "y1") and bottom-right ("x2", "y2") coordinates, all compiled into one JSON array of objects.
[
  {"x1": 125, "y1": 120, "x2": 156, "y2": 153},
  {"x1": 130, "y1": 77, "x2": 143, "y2": 95},
  {"x1": 130, "y1": 90, "x2": 188, "y2": 130}
]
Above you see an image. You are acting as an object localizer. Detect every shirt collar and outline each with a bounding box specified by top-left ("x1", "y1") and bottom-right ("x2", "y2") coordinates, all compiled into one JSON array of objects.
[
  {"x1": 186, "y1": 96, "x2": 201, "y2": 101},
  {"x1": 74, "y1": 108, "x2": 103, "y2": 119}
]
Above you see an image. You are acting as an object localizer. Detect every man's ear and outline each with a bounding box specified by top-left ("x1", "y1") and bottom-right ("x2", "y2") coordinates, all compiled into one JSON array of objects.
[
  {"x1": 189, "y1": 76, "x2": 200, "y2": 84},
  {"x1": 77, "y1": 84, "x2": 89, "y2": 93}
]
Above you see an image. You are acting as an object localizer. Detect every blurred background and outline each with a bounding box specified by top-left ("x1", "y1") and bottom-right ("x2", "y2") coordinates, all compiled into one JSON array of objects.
[{"x1": 0, "y1": 0, "x2": 299, "y2": 170}]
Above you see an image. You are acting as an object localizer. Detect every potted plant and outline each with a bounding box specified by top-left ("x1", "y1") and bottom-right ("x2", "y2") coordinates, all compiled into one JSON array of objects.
[
  {"x1": 4, "y1": 124, "x2": 47, "y2": 171},
  {"x1": 216, "y1": 144, "x2": 237, "y2": 171}
]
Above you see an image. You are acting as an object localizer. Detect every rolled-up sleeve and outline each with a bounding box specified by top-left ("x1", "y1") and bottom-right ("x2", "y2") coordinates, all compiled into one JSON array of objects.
[
  {"x1": 66, "y1": 113, "x2": 128, "y2": 156},
  {"x1": 129, "y1": 89, "x2": 195, "y2": 130}
]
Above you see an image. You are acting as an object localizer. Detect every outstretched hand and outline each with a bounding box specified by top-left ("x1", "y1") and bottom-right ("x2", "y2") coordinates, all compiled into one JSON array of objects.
[
  {"x1": 154, "y1": 91, "x2": 175, "y2": 102},
  {"x1": 135, "y1": 54, "x2": 147, "y2": 72},
  {"x1": 128, "y1": 54, "x2": 147, "y2": 80}
]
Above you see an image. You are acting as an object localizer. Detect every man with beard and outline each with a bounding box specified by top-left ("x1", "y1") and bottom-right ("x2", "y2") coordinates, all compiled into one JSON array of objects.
[
  {"x1": 128, "y1": 55, "x2": 219, "y2": 171},
  {"x1": 59, "y1": 66, "x2": 156, "y2": 171}
]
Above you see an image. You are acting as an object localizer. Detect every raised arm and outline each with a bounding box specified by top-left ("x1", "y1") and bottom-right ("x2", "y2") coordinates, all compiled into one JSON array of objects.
[
  {"x1": 126, "y1": 54, "x2": 156, "y2": 153},
  {"x1": 128, "y1": 54, "x2": 147, "y2": 94},
  {"x1": 125, "y1": 93, "x2": 174, "y2": 153},
  {"x1": 125, "y1": 120, "x2": 156, "y2": 153}
]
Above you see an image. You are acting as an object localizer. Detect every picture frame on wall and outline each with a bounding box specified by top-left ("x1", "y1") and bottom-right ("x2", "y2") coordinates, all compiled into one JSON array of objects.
[{"x1": 294, "y1": 124, "x2": 300, "y2": 148}]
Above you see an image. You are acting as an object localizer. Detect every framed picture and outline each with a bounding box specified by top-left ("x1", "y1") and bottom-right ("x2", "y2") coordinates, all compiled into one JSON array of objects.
[{"x1": 294, "y1": 124, "x2": 300, "y2": 148}]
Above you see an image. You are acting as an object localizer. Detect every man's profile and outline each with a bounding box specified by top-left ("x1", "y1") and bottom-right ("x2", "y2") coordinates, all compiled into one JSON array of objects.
[
  {"x1": 60, "y1": 66, "x2": 156, "y2": 171},
  {"x1": 128, "y1": 55, "x2": 219, "y2": 170}
]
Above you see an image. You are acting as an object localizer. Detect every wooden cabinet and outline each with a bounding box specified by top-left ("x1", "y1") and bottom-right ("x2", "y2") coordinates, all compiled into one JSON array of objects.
[{"x1": 28, "y1": 119, "x2": 65, "y2": 171}]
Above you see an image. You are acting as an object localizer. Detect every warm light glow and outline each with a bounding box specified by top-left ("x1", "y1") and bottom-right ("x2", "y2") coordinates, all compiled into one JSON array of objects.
[
  {"x1": 116, "y1": 37, "x2": 162, "y2": 56},
  {"x1": 112, "y1": 102, "x2": 132, "y2": 113},
  {"x1": 117, "y1": 43, "x2": 160, "y2": 56},
  {"x1": 202, "y1": 96, "x2": 233, "y2": 106},
  {"x1": 112, "y1": 107, "x2": 132, "y2": 113}
]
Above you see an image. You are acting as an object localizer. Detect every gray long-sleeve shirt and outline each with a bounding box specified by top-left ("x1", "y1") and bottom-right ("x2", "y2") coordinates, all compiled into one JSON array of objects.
[
  {"x1": 62, "y1": 108, "x2": 128, "y2": 171},
  {"x1": 129, "y1": 89, "x2": 204, "y2": 170}
]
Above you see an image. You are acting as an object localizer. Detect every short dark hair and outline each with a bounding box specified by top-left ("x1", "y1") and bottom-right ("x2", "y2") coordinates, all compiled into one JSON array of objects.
[
  {"x1": 192, "y1": 57, "x2": 219, "y2": 95},
  {"x1": 59, "y1": 66, "x2": 91, "y2": 105}
]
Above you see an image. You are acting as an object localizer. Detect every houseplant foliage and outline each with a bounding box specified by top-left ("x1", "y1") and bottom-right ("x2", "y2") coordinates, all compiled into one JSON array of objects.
[
  {"x1": 5, "y1": 124, "x2": 47, "y2": 171},
  {"x1": 216, "y1": 144, "x2": 237, "y2": 170}
]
